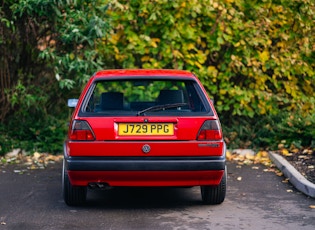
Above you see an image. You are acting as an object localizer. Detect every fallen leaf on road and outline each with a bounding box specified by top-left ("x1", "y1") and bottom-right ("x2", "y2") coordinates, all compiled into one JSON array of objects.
[
  {"x1": 226, "y1": 150, "x2": 232, "y2": 161},
  {"x1": 286, "y1": 189, "x2": 293, "y2": 193},
  {"x1": 245, "y1": 154, "x2": 255, "y2": 160},
  {"x1": 263, "y1": 168, "x2": 272, "y2": 172},
  {"x1": 237, "y1": 177, "x2": 242, "y2": 181},
  {"x1": 276, "y1": 171, "x2": 283, "y2": 177},
  {"x1": 298, "y1": 155, "x2": 309, "y2": 159},
  {"x1": 1, "y1": 150, "x2": 63, "y2": 171},
  {"x1": 281, "y1": 149, "x2": 292, "y2": 156},
  {"x1": 33, "y1": 152, "x2": 41, "y2": 160},
  {"x1": 282, "y1": 178, "x2": 289, "y2": 183},
  {"x1": 291, "y1": 148, "x2": 299, "y2": 153},
  {"x1": 227, "y1": 149, "x2": 271, "y2": 166},
  {"x1": 309, "y1": 205, "x2": 315, "y2": 209},
  {"x1": 1, "y1": 222, "x2": 6, "y2": 225},
  {"x1": 303, "y1": 149, "x2": 313, "y2": 155}
]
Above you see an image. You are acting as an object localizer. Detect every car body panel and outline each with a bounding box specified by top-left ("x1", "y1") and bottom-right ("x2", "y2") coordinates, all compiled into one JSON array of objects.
[
  {"x1": 66, "y1": 141, "x2": 224, "y2": 157},
  {"x1": 72, "y1": 116, "x2": 207, "y2": 141}
]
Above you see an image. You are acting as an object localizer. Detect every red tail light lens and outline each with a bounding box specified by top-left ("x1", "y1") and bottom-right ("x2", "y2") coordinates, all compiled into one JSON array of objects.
[
  {"x1": 69, "y1": 120, "x2": 95, "y2": 141},
  {"x1": 197, "y1": 120, "x2": 222, "y2": 141}
]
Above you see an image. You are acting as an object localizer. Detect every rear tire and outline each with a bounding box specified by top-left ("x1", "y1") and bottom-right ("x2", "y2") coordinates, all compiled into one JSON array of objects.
[
  {"x1": 200, "y1": 168, "x2": 227, "y2": 205},
  {"x1": 62, "y1": 159, "x2": 87, "y2": 206}
]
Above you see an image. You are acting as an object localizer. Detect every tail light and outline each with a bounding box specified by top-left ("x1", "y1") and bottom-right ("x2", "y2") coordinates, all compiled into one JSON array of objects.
[
  {"x1": 69, "y1": 120, "x2": 95, "y2": 141},
  {"x1": 197, "y1": 120, "x2": 222, "y2": 141}
]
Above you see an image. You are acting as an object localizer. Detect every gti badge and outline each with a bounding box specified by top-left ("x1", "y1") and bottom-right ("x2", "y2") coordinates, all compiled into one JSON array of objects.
[{"x1": 142, "y1": 144, "x2": 151, "y2": 154}]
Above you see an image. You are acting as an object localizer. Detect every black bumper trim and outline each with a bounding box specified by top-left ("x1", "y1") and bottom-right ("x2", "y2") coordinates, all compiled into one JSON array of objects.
[{"x1": 65, "y1": 156, "x2": 226, "y2": 171}]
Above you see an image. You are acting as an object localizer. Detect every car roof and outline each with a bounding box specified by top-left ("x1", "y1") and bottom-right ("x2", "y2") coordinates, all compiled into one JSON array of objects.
[{"x1": 93, "y1": 69, "x2": 196, "y2": 79}]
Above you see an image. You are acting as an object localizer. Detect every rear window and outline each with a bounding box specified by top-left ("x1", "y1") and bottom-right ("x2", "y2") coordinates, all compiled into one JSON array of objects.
[{"x1": 80, "y1": 78, "x2": 213, "y2": 116}]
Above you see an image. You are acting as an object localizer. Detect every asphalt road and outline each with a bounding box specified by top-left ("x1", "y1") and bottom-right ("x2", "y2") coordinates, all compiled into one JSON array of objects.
[{"x1": 1, "y1": 161, "x2": 314, "y2": 230}]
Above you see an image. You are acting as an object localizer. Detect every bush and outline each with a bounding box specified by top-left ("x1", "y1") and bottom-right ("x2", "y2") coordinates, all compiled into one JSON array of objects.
[
  {"x1": 0, "y1": 115, "x2": 68, "y2": 156},
  {"x1": 222, "y1": 112, "x2": 315, "y2": 150},
  {"x1": 1, "y1": 0, "x2": 314, "y2": 155},
  {"x1": 102, "y1": 0, "x2": 315, "y2": 119}
]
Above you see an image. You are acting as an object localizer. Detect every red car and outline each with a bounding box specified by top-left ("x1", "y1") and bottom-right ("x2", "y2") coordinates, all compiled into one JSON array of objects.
[{"x1": 63, "y1": 69, "x2": 226, "y2": 206}]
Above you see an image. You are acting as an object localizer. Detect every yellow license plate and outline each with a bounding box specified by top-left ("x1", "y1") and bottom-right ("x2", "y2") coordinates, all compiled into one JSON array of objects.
[{"x1": 118, "y1": 123, "x2": 174, "y2": 136}]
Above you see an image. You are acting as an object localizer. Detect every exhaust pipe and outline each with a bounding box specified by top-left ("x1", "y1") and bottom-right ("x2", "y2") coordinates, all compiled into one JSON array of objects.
[{"x1": 88, "y1": 182, "x2": 112, "y2": 190}]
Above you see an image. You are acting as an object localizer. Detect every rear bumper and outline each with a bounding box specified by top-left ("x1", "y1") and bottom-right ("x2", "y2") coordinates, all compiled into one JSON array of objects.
[
  {"x1": 64, "y1": 156, "x2": 226, "y2": 187},
  {"x1": 65, "y1": 156, "x2": 225, "y2": 171},
  {"x1": 68, "y1": 170, "x2": 225, "y2": 187}
]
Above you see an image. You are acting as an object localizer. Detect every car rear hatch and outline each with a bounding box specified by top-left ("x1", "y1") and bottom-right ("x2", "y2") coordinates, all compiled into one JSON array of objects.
[{"x1": 67, "y1": 75, "x2": 224, "y2": 157}]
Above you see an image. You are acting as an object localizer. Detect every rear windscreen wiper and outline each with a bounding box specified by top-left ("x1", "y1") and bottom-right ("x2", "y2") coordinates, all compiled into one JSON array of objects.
[{"x1": 137, "y1": 103, "x2": 188, "y2": 116}]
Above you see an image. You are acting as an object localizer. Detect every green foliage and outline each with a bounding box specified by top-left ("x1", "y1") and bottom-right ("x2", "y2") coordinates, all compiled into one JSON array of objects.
[
  {"x1": 1, "y1": 0, "x2": 315, "y2": 155},
  {"x1": 1, "y1": 0, "x2": 110, "y2": 114},
  {"x1": 0, "y1": 115, "x2": 68, "y2": 155},
  {"x1": 0, "y1": 0, "x2": 110, "y2": 155},
  {"x1": 0, "y1": 126, "x2": 13, "y2": 156},
  {"x1": 100, "y1": 0, "x2": 315, "y2": 119},
  {"x1": 15, "y1": 0, "x2": 111, "y2": 87}
]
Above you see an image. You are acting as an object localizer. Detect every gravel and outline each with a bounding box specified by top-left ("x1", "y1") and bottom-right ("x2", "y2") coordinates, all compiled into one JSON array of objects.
[{"x1": 284, "y1": 149, "x2": 315, "y2": 184}]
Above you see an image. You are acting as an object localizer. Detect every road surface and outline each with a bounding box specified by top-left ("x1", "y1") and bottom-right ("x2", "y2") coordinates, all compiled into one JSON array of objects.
[{"x1": 0, "y1": 161, "x2": 314, "y2": 230}]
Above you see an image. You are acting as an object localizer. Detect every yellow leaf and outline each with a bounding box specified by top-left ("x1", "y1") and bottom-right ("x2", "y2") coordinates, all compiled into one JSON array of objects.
[
  {"x1": 213, "y1": 2, "x2": 219, "y2": 8},
  {"x1": 69, "y1": 53, "x2": 75, "y2": 60},
  {"x1": 219, "y1": 89, "x2": 227, "y2": 95},
  {"x1": 234, "y1": 42, "x2": 241, "y2": 47},
  {"x1": 207, "y1": 66, "x2": 218, "y2": 77},
  {"x1": 30, "y1": 165, "x2": 37, "y2": 170},
  {"x1": 282, "y1": 178, "x2": 289, "y2": 183},
  {"x1": 33, "y1": 152, "x2": 41, "y2": 160},
  {"x1": 226, "y1": 150, "x2": 232, "y2": 161},
  {"x1": 309, "y1": 205, "x2": 315, "y2": 209},
  {"x1": 292, "y1": 148, "x2": 299, "y2": 153},
  {"x1": 260, "y1": 151, "x2": 269, "y2": 157},
  {"x1": 141, "y1": 56, "x2": 151, "y2": 62},
  {"x1": 276, "y1": 171, "x2": 283, "y2": 177},
  {"x1": 186, "y1": 43, "x2": 195, "y2": 50},
  {"x1": 245, "y1": 154, "x2": 255, "y2": 160},
  {"x1": 274, "y1": 6, "x2": 283, "y2": 13},
  {"x1": 151, "y1": 38, "x2": 160, "y2": 48},
  {"x1": 258, "y1": 50, "x2": 269, "y2": 63},
  {"x1": 150, "y1": 41, "x2": 157, "y2": 48},
  {"x1": 281, "y1": 149, "x2": 292, "y2": 156},
  {"x1": 172, "y1": 50, "x2": 183, "y2": 58},
  {"x1": 194, "y1": 61, "x2": 203, "y2": 69}
]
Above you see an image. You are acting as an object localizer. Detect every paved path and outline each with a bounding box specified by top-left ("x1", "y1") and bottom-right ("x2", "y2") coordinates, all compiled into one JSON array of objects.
[{"x1": 0, "y1": 161, "x2": 314, "y2": 230}]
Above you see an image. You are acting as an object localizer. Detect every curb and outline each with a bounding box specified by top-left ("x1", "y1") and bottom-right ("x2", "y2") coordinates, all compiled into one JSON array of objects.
[{"x1": 269, "y1": 152, "x2": 315, "y2": 198}]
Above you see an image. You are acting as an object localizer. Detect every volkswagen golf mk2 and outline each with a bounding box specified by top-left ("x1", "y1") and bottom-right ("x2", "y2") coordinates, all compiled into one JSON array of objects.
[{"x1": 63, "y1": 69, "x2": 226, "y2": 206}]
